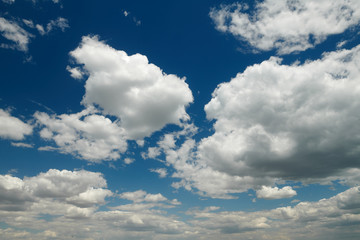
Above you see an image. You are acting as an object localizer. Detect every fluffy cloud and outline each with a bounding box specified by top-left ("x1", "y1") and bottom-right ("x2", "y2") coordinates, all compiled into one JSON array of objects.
[
  {"x1": 0, "y1": 169, "x2": 192, "y2": 239},
  {"x1": 144, "y1": 45, "x2": 360, "y2": 199},
  {"x1": 210, "y1": 0, "x2": 360, "y2": 54},
  {"x1": 35, "y1": 108, "x2": 127, "y2": 162},
  {"x1": 0, "y1": 17, "x2": 33, "y2": 52},
  {"x1": 69, "y1": 36, "x2": 193, "y2": 139},
  {"x1": 0, "y1": 169, "x2": 111, "y2": 214},
  {"x1": 119, "y1": 190, "x2": 168, "y2": 203},
  {"x1": 0, "y1": 109, "x2": 33, "y2": 140},
  {"x1": 200, "y1": 45, "x2": 360, "y2": 186},
  {"x1": 256, "y1": 186, "x2": 297, "y2": 200}
]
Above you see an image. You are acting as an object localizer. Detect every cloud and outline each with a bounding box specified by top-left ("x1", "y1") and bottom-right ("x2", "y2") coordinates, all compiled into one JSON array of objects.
[
  {"x1": 35, "y1": 17, "x2": 69, "y2": 35},
  {"x1": 256, "y1": 186, "x2": 297, "y2": 200},
  {"x1": 0, "y1": 169, "x2": 191, "y2": 239},
  {"x1": 150, "y1": 168, "x2": 168, "y2": 178},
  {"x1": 10, "y1": 142, "x2": 34, "y2": 148},
  {"x1": 69, "y1": 36, "x2": 193, "y2": 139},
  {"x1": 66, "y1": 65, "x2": 84, "y2": 79},
  {"x1": 210, "y1": 0, "x2": 360, "y2": 54},
  {"x1": 0, "y1": 17, "x2": 33, "y2": 52},
  {"x1": 199, "y1": 44, "x2": 360, "y2": 186},
  {"x1": 0, "y1": 109, "x2": 33, "y2": 140},
  {"x1": 144, "y1": 45, "x2": 360, "y2": 199},
  {"x1": 188, "y1": 187, "x2": 360, "y2": 239},
  {"x1": 35, "y1": 108, "x2": 127, "y2": 162},
  {"x1": 119, "y1": 190, "x2": 168, "y2": 203},
  {"x1": 0, "y1": 169, "x2": 111, "y2": 213}
]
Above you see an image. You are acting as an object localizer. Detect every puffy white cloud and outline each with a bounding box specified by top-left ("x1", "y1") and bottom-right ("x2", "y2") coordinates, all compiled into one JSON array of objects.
[
  {"x1": 210, "y1": 0, "x2": 360, "y2": 54},
  {"x1": 119, "y1": 190, "x2": 167, "y2": 203},
  {"x1": 199, "y1": 45, "x2": 360, "y2": 187},
  {"x1": 66, "y1": 65, "x2": 84, "y2": 79},
  {"x1": 144, "y1": 45, "x2": 360, "y2": 199},
  {"x1": 69, "y1": 36, "x2": 193, "y2": 139},
  {"x1": 0, "y1": 109, "x2": 33, "y2": 140},
  {"x1": 256, "y1": 186, "x2": 297, "y2": 200},
  {"x1": 150, "y1": 168, "x2": 168, "y2": 178},
  {"x1": 0, "y1": 17, "x2": 33, "y2": 52},
  {"x1": 35, "y1": 108, "x2": 127, "y2": 162},
  {"x1": 0, "y1": 169, "x2": 111, "y2": 213}
]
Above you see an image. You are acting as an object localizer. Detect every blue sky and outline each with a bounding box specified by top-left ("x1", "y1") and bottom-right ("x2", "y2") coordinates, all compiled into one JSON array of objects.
[{"x1": 1, "y1": 0, "x2": 360, "y2": 239}]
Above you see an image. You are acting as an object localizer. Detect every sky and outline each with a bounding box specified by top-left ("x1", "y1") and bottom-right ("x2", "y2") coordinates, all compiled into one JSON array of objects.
[{"x1": 1, "y1": 0, "x2": 360, "y2": 239}]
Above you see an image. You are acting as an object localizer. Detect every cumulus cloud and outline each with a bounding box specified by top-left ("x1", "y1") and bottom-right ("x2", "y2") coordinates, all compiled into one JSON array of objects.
[
  {"x1": 144, "y1": 45, "x2": 360, "y2": 199},
  {"x1": 200, "y1": 44, "x2": 360, "y2": 186},
  {"x1": 256, "y1": 186, "x2": 297, "y2": 200},
  {"x1": 0, "y1": 109, "x2": 33, "y2": 140},
  {"x1": 69, "y1": 36, "x2": 193, "y2": 139},
  {"x1": 35, "y1": 108, "x2": 127, "y2": 162},
  {"x1": 210, "y1": 0, "x2": 360, "y2": 54},
  {"x1": 0, "y1": 169, "x2": 111, "y2": 213},
  {"x1": 0, "y1": 169, "x2": 191, "y2": 239},
  {"x1": 0, "y1": 17, "x2": 33, "y2": 52}
]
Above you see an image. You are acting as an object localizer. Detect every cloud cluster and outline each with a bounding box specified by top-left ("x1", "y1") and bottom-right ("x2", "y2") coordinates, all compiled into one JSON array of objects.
[
  {"x1": 0, "y1": 109, "x2": 33, "y2": 140},
  {"x1": 200, "y1": 45, "x2": 360, "y2": 184},
  {"x1": 0, "y1": 17, "x2": 33, "y2": 52},
  {"x1": 189, "y1": 187, "x2": 360, "y2": 239},
  {"x1": 35, "y1": 17, "x2": 69, "y2": 36},
  {"x1": 144, "y1": 44, "x2": 360, "y2": 199},
  {"x1": 0, "y1": 169, "x2": 191, "y2": 240},
  {"x1": 35, "y1": 108, "x2": 127, "y2": 162},
  {"x1": 210, "y1": 0, "x2": 360, "y2": 54},
  {"x1": 0, "y1": 169, "x2": 111, "y2": 214},
  {"x1": 69, "y1": 36, "x2": 193, "y2": 140}
]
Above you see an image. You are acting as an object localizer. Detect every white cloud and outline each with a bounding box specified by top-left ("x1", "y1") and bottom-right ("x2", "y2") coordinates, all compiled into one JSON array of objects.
[
  {"x1": 35, "y1": 17, "x2": 69, "y2": 36},
  {"x1": 10, "y1": 142, "x2": 34, "y2": 148},
  {"x1": 188, "y1": 187, "x2": 360, "y2": 238},
  {"x1": 119, "y1": 190, "x2": 167, "y2": 203},
  {"x1": 145, "y1": 45, "x2": 360, "y2": 199},
  {"x1": 0, "y1": 17, "x2": 33, "y2": 52},
  {"x1": 69, "y1": 36, "x2": 193, "y2": 139},
  {"x1": 0, "y1": 109, "x2": 33, "y2": 140},
  {"x1": 66, "y1": 65, "x2": 84, "y2": 79},
  {"x1": 199, "y1": 44, "x2": 360, "y2": 188},
  {"x1": 256, "y1": 186, "x2": 297, "y2": 200},
  {"x1": 124, "y1": 157, "x2": 135, "y2": 165},
  {"x1": 210, "y1": 0, "x2": 360, "y2": 54},
  {"x1": 35, "y1": 108, "x2": 127, "y2": 162},
  {"x1": 150, "y1": 168, "x2": 168, "y2": 178},
  {"x1": 46, "y1": 17, "x2": 69, "y2": 33}
]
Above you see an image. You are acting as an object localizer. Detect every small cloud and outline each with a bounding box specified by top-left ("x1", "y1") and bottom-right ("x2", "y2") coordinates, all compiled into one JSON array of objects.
[
  {"x1": 256, "y1": 186, "x2": 297, "y2": 200},
  {"x1": 123, "y1": 10, "x2": 130, "y2": 17},
  {"x1": 11, "y1": 142, "x2": 34, "y2": 148},
  {"x1": 124, "y1": 158, "x2": 135, "y2": 165},
  {"x1": 66, "y1": 65, "x2": 84, "y2": 80},
  {"x1": 150, "y1": 168, "x2": 167, "y2": 178}
]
